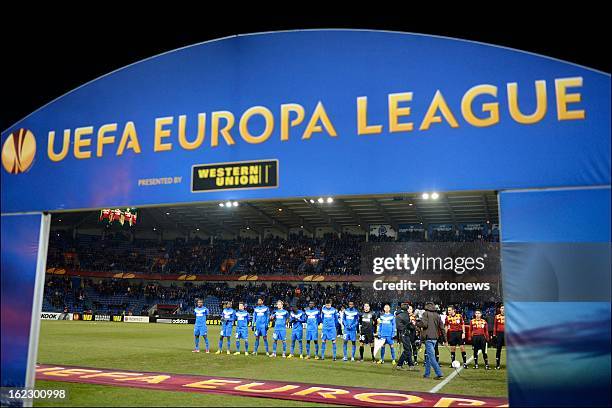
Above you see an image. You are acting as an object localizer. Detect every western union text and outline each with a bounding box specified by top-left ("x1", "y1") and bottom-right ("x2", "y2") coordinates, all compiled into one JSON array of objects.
[{"x1": 198, "y1": 165, "x2": 262, "y2": 187}]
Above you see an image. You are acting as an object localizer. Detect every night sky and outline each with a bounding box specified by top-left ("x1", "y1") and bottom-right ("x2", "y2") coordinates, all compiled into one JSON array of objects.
[{"x1": 2, "y1": 9, "x2": 609, "y2": 130}]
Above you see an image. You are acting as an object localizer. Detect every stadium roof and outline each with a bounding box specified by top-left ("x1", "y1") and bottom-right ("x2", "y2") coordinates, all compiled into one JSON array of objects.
[{"x1": 52, "y1": 191, "x2": 499, "y2": 236}]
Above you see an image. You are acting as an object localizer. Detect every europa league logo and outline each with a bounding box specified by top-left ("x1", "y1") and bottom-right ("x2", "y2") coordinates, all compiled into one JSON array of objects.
[{"x1": 2, "y1": 128, "x2": 36, "y2": 174}]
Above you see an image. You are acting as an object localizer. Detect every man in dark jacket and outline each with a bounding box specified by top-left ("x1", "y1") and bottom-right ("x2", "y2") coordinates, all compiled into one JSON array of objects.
[
  {"x1": 416, "y1": 302, "x2": 445, "y2": 379},
  {"x1": 395, "y1": 303, "x2": 416, "y2": 370},
  {"x1": 408, "y1": 305, "x2": 420, "y2": 365},
  {"x1": 485, "y1": 311, "x2": 495, "y2": 345}
]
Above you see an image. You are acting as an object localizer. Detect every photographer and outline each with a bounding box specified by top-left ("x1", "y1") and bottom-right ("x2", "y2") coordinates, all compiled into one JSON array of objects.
[
  {"x1": 416, "y1": 302, "x2": 445, "y2": 380},
  {"x1": 395, "y1": 303, "x2": 416, "y2": 370}
]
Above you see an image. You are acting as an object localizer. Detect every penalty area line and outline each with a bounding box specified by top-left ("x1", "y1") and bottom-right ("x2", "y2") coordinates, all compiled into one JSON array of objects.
[{"x1": 428, "y1": 356, "x2": 474, "y2": 394}]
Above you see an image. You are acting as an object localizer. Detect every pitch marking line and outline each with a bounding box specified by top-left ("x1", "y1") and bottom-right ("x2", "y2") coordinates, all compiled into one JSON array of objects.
[{"x1": 428, "y1": 356, "x2": 475, "y2": 394}]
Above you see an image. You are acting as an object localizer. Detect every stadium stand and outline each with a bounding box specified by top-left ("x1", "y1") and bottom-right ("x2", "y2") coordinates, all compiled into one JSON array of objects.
[
  {"x1": 43, "y1": 273, "x2": 498, "y2": 321},
  {"x1": 43, "y1": 228, "x2": 500, "y2": 317},
  {"x1": 47, "y1": 231, "x2": 498, "y2": 276}
]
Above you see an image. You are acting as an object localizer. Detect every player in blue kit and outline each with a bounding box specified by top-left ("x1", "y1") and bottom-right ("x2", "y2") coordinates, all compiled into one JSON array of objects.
[
  {"x1": 192, "y1": 298, "x2": 210, "y2": 353},
  {"x1": 233, "y1": 302, "x2": 250, "y2": 356},
  {"x1": 377, "y1": 304, "x2": 397, "y2": 365},
  {"x1": 342, "y1": 301, "x2": 359, "y2": 361},
  {"x1": 271, "y1": 300, "x2": 289, "y2": 357},
  {"x1": 216, "y1": 301, "x2": 235, "y2": 355},
  {"x1": 252, "y1": 298, "x2": 270, "y2": 356},
  {"x1": 319, "y1": 299, "x2": 339, "y2": 361},
  {"x1": 304, "y1": 301, "x2": 320, "y2": 359},
  {"x1": 288, "y1": 306, "x2": 305, "y2": 359}
]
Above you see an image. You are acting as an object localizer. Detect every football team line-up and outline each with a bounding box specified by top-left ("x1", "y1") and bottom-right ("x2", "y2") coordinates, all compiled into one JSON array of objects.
[{"x1": 192, "y1": 298, "x2": 506, "y2": 380}]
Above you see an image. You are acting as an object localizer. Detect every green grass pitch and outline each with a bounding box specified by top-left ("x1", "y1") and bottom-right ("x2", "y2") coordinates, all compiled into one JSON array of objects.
[{"x1": 35, "y1": 321, "x2": 507, "y2": 406}]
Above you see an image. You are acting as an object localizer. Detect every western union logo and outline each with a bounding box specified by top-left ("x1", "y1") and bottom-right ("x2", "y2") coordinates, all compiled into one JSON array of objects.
[
  {"x1": 199, "y1": 166, "x2": 261, "y2": 185},
  {"x1": 192, "y1": 159, "x2": 278, "y2": 192}
]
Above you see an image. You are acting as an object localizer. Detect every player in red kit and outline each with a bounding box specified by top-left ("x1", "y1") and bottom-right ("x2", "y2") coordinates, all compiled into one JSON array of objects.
[
  {"x1": 445, "y1": 306, "x2": 468, "y2": 368},
  {"x1": 99, "y1": 209, "x2": 111, "y2": 223},
  {"x1": 470, "y1": 309, "x2": 490, "y2": 370},
  {"x1": 493, "y1": 305, "x2": 505, "y2": 370},
  {"x1": 124, "y1": 211, "x2": 133, "y2": 226},
  {"x1": 111, "y1": 209, "x2": 122, "y2": 223}
]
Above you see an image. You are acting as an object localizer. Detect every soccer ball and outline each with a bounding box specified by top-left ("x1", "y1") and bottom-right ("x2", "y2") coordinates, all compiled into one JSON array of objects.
[{"x1": 452, "y1": 360, "x2": 461, "y2": 369}]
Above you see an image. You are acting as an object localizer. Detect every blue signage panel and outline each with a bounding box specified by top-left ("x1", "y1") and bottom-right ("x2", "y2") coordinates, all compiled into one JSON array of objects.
[
  {"x1": 500, "y1": 187, "x2": 611, "y2": 406},
  {"x1": 1, "y1": 214, "x2": 44, "y2": 388},
  {"x1": 1, "y1": 30, "x2": 610, "y2": 213}
]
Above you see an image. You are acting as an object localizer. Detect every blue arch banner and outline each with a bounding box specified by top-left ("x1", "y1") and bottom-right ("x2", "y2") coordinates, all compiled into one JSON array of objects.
[{"x1": 1, "y1": 30, "x2": 610, "y2": 213}]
